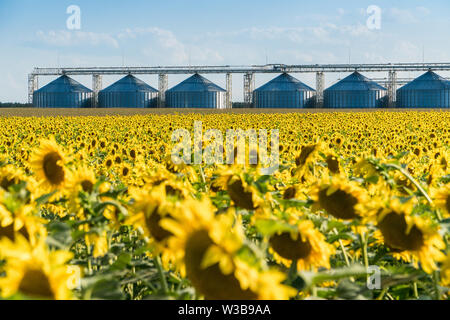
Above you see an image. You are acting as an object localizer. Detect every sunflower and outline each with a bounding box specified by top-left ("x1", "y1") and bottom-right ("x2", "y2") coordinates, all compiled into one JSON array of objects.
[
  {"x1": 29, "y1": 138, "x2": 69, "y2": 193},
  {"x1": 310, "y1": 176, "x2": 368, "y2": 220},
  {"x1": 161, "y1": 198, "x2": 294, "y2": 300},
  {"x1": 214, "y1": 167, "x2": 263, "y2": 211},
  {"x1": 441, "y1": 253, "x2": 450, "y2": 287},
  {"x1": 0, "y1": 164, "x2": 24, "y2": 191},
  {"x1": 0, "y1": 235, "x2": 75, "y2": 300},
  {"x1": 85, "y1": 230, "x2": 109, "y2": 258},
  {"x1": 0, "y1": 191, "x2": 46, "y2": 246},
  {"x1": 376, "y1": 198, "x2": 445, "y2": 274},
  {"x1": 432, "y1": 184, "x2": 449, "y2": 217},
  {"x1": 119, "y1": 163, "x2": 132, "y2": 179},
  {"x1": 127, "y1": 184, "x2": 176, "y2": 260},
  {"x1": 103, "y1": 156, "x2": 114, "y2": 170},
  {"x1": 291, "y1": 142, "x2": 322, "y2": 181},
  {"x1": 66, "y1": 166, "x2": 97, "y2": 214},
  {"x1": 267, "y1": 219, "x2": 334, "y2": 271}
]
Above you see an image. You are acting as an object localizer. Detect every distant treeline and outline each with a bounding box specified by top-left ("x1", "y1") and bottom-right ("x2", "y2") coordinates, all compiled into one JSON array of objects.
[{"x1": 0, "y1": 102, "x2": 33, "y2": 108}]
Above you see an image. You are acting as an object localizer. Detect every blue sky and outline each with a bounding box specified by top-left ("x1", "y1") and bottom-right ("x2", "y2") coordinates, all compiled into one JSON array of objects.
[{"x1": 1, "y1": 0, "x2": 449, "y2": 102}]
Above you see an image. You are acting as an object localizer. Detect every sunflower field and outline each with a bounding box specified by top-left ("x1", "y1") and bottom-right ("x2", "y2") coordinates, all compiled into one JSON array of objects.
[{"x1": 0, "y1": 110, "x2": 449, "y2": 300}]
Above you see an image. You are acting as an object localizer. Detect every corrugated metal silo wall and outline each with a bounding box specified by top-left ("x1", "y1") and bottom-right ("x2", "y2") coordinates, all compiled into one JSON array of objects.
[
  {"x1": 323, "y1": 90, "x2": 387, "y2": 108},
  {"x1": 396, "y1": 89, "x2": 450, "y2": 108},
  {"x1": 98, "y1": 92, "x2": 158, "y2": 108},
  {"x1": 166, "y1": 91, "x2": 226, "y2": 108},
  {"x1": 253, "y1": 91, "x2": 315, "y2": 108},
  {"x1": 33, "y1": 92, "x2": 92, "y2": 108}
]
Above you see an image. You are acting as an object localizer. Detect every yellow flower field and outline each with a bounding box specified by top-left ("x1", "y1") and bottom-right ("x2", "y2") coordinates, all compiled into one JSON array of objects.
[{"x1": 0, "y1": 110, "x2": 449, "y2": 300}]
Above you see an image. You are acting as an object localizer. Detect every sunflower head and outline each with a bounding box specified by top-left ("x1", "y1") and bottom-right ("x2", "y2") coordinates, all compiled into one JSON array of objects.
[
  {"x1": 161, "y1": 198, "x2": 294, "y2": 299},
  {"x1": 376, "y1": 198, "x2": 445, "y2": 273},
  {"x1": 311, "y1": 176, "x2": 368, "y2": 220},
  {"x1": 29, "y1": 138, "x2": 69, "y2": 193},
  {"x1": 0, "y1": 165, "x2": 24, "y2": 192},
  {"x1": 128, "y1": 184, "x2": 175, "y2": 244},
  {"x1": 0, "y1": 235, "x2": 74, "y2": 300},
  {"x1": 262, "y1": 218, "x2": 335, "y2": 271},
  {"x1": 432, "y1": 184, "x2": 450, "y2": 217}
]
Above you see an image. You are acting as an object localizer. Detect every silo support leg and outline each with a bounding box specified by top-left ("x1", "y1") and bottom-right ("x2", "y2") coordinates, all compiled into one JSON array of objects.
[
  {"x1": 244, "y1": 73, "x2": 255, "y2": 108},
  {"x1": 28, "y1": 74, "x2": 38, "y2": 104},
  {"x1": 226, "y1": 73, "x2": 232, "y2": 109},
  {"x1": 92, "y1": 74, "x2": 102, "y2": 108},
  {"x1": 158, "y1": 74, "x2": 168, "y2": 108},
  {"x1": 387, "y1": 71, "x2": 397, "y2": 108},
  {"x1": 316, "y1": 72, "x2": 324, "y2": 108}
]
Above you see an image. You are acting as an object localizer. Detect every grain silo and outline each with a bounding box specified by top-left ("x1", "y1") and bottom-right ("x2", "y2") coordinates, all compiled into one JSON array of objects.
[
  {"x1": 98, "y1": 74, "x2": 158, "y2": 108},
  {"x1": 166, "y1": 73, "x2": 226, "y2": 108},
  {"x1": 396, "y1": 70, "x2": 450, "y2": 108},
  {"x1": 253, "y1": 73, "x2": 315, "y2": 108},
  {"x1": 33, "y1": 75, "x2": 92, "y2": 108},
  {"x1": 324, "y1": 71, "x2": 387, "y2": 108}
]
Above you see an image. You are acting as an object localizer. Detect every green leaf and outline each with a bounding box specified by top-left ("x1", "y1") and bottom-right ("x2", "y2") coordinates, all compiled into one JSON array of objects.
[
  {"x1": 299, "y1": 264, "x2": 369, "y2": 289},
  {"x1": 35, "y1": 191, "x2": 57, "y2": 206},
  {"x1": 110, "y1": 253, "x2": 132, "y2": 271},
  {"x1": 86, "y1": 278, "x2": 124, "y2": 300},
  {"x1": 254, "y1": 219, "x2": 297, "y2": 237}
]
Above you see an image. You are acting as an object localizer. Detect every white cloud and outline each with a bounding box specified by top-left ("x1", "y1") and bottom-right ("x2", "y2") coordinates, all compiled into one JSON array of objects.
[
  {"x1": 392, "y1": 41, "x2": 420, "y2": 61},
  {"x1": 36, "y1": 30, "x2": 119, "y2": 48},
  {"x1": 389, "y1": 7, "x2": 431, "y2": 25},
  {"x1": 416, "y1": 6, "x2": 431, "y2": 16},
  {"x1": 389, "y1": 8, "x2": 418, "y2": 24}
]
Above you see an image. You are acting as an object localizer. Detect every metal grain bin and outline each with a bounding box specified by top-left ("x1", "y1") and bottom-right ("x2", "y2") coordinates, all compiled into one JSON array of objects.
[
  {"x1": 33, "y1": 75, "x2": 92, "y2": 108},
  {"x1": 98, "y1": 74, "x2": 158, "y2": 108},
  {"x1": 253, "y1": 73, "x2": 315, "y2": 108},
  {"x1": 396, "y1": 70, "x2": 450, "y2": 108},
  {"x1": 166, "y1": 73, "x2": 226, "y2": 108},
  {"x1": 324, "y1": 71, "x2": 387, "y2": 108}
]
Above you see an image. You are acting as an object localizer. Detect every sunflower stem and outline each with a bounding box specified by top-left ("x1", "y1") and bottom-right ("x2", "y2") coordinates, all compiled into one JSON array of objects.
[
  {"x1": 432, "y1": 271, "x2": 441, "y2": 300},
  {"x1": 288, "y1": 260, "x2": 298, "y2": 283},
  {"x1": 154, "y1": 255, "x2": 169, "y2": 295},
  {"x1": 413, "y1": 281, "x2": 419, "y2": 299},
  {"x1": 376, "y1": 287, "x2": 389, "y2": 300},
  {"x1": 361, "y1": 233, "x2": 369, "y2": 270},
  {"x1": 198, "y1": 165, "x2": 208, "y2": 192},
  {"x1": 333, "y1": 228, "x2": 351, "y2": 267},
  {"x1": 86, "y1": 241, "x2": 93, "y2": 275}
]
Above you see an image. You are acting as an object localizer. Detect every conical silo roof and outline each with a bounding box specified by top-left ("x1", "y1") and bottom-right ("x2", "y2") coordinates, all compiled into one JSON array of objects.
[
  {"x1": 255, "y1": 73, "x2": 315, "y2": 92},
  {"x1": 398, "y1": 70, "x2": 450, "y2": 90},
  {"x1": 168, "y1": 74, "x2": 225, "y2": 92},
  {"x1": 326, "y1": 71, "x2": 386, "y2": 91},
  {"x1": 36, "y1": 75, "x2": 92, "y2": 93},
  {"x1": 101, "y1": 74, "x2": 158, "y2": 93}
]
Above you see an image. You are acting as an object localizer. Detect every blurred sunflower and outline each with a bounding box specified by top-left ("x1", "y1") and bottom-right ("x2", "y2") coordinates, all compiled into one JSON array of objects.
[
  {"x1": 161, "y1": 198, "x2": 294, "y2": 300},
  {"x1": 440, "y1": 253, "x2": 450, "y2": 287},
  {"x1": 0, "y1": 235, "x2": 75, "y2": 300},
  {"x1": 376, "y1": 199, "x2": 445, "y2": 274},
  {"x1": 0, "y1": 164, "x2": 24, "y2": 191},
  {"x1": 214, "y1": 168, "x2": 263, "y2": 211},
  {"x1": 67, "y1": 166, "x2": 97, "y2": 214},
  {"x1": 311, "y1": 176, "x2": 368, "y2": 220},
  {"x1": 291, "y1": 142, "x2": 322, "y2": 181},
  {"x1": 127, "y1": 184, "x2": 177, "y2": 265},
  {"x1": 432, "y1": 184, "x2": 449, "y2": 217},
  {"x1": 268, "y1": 219, "x2": 335, "y2": 271}
]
